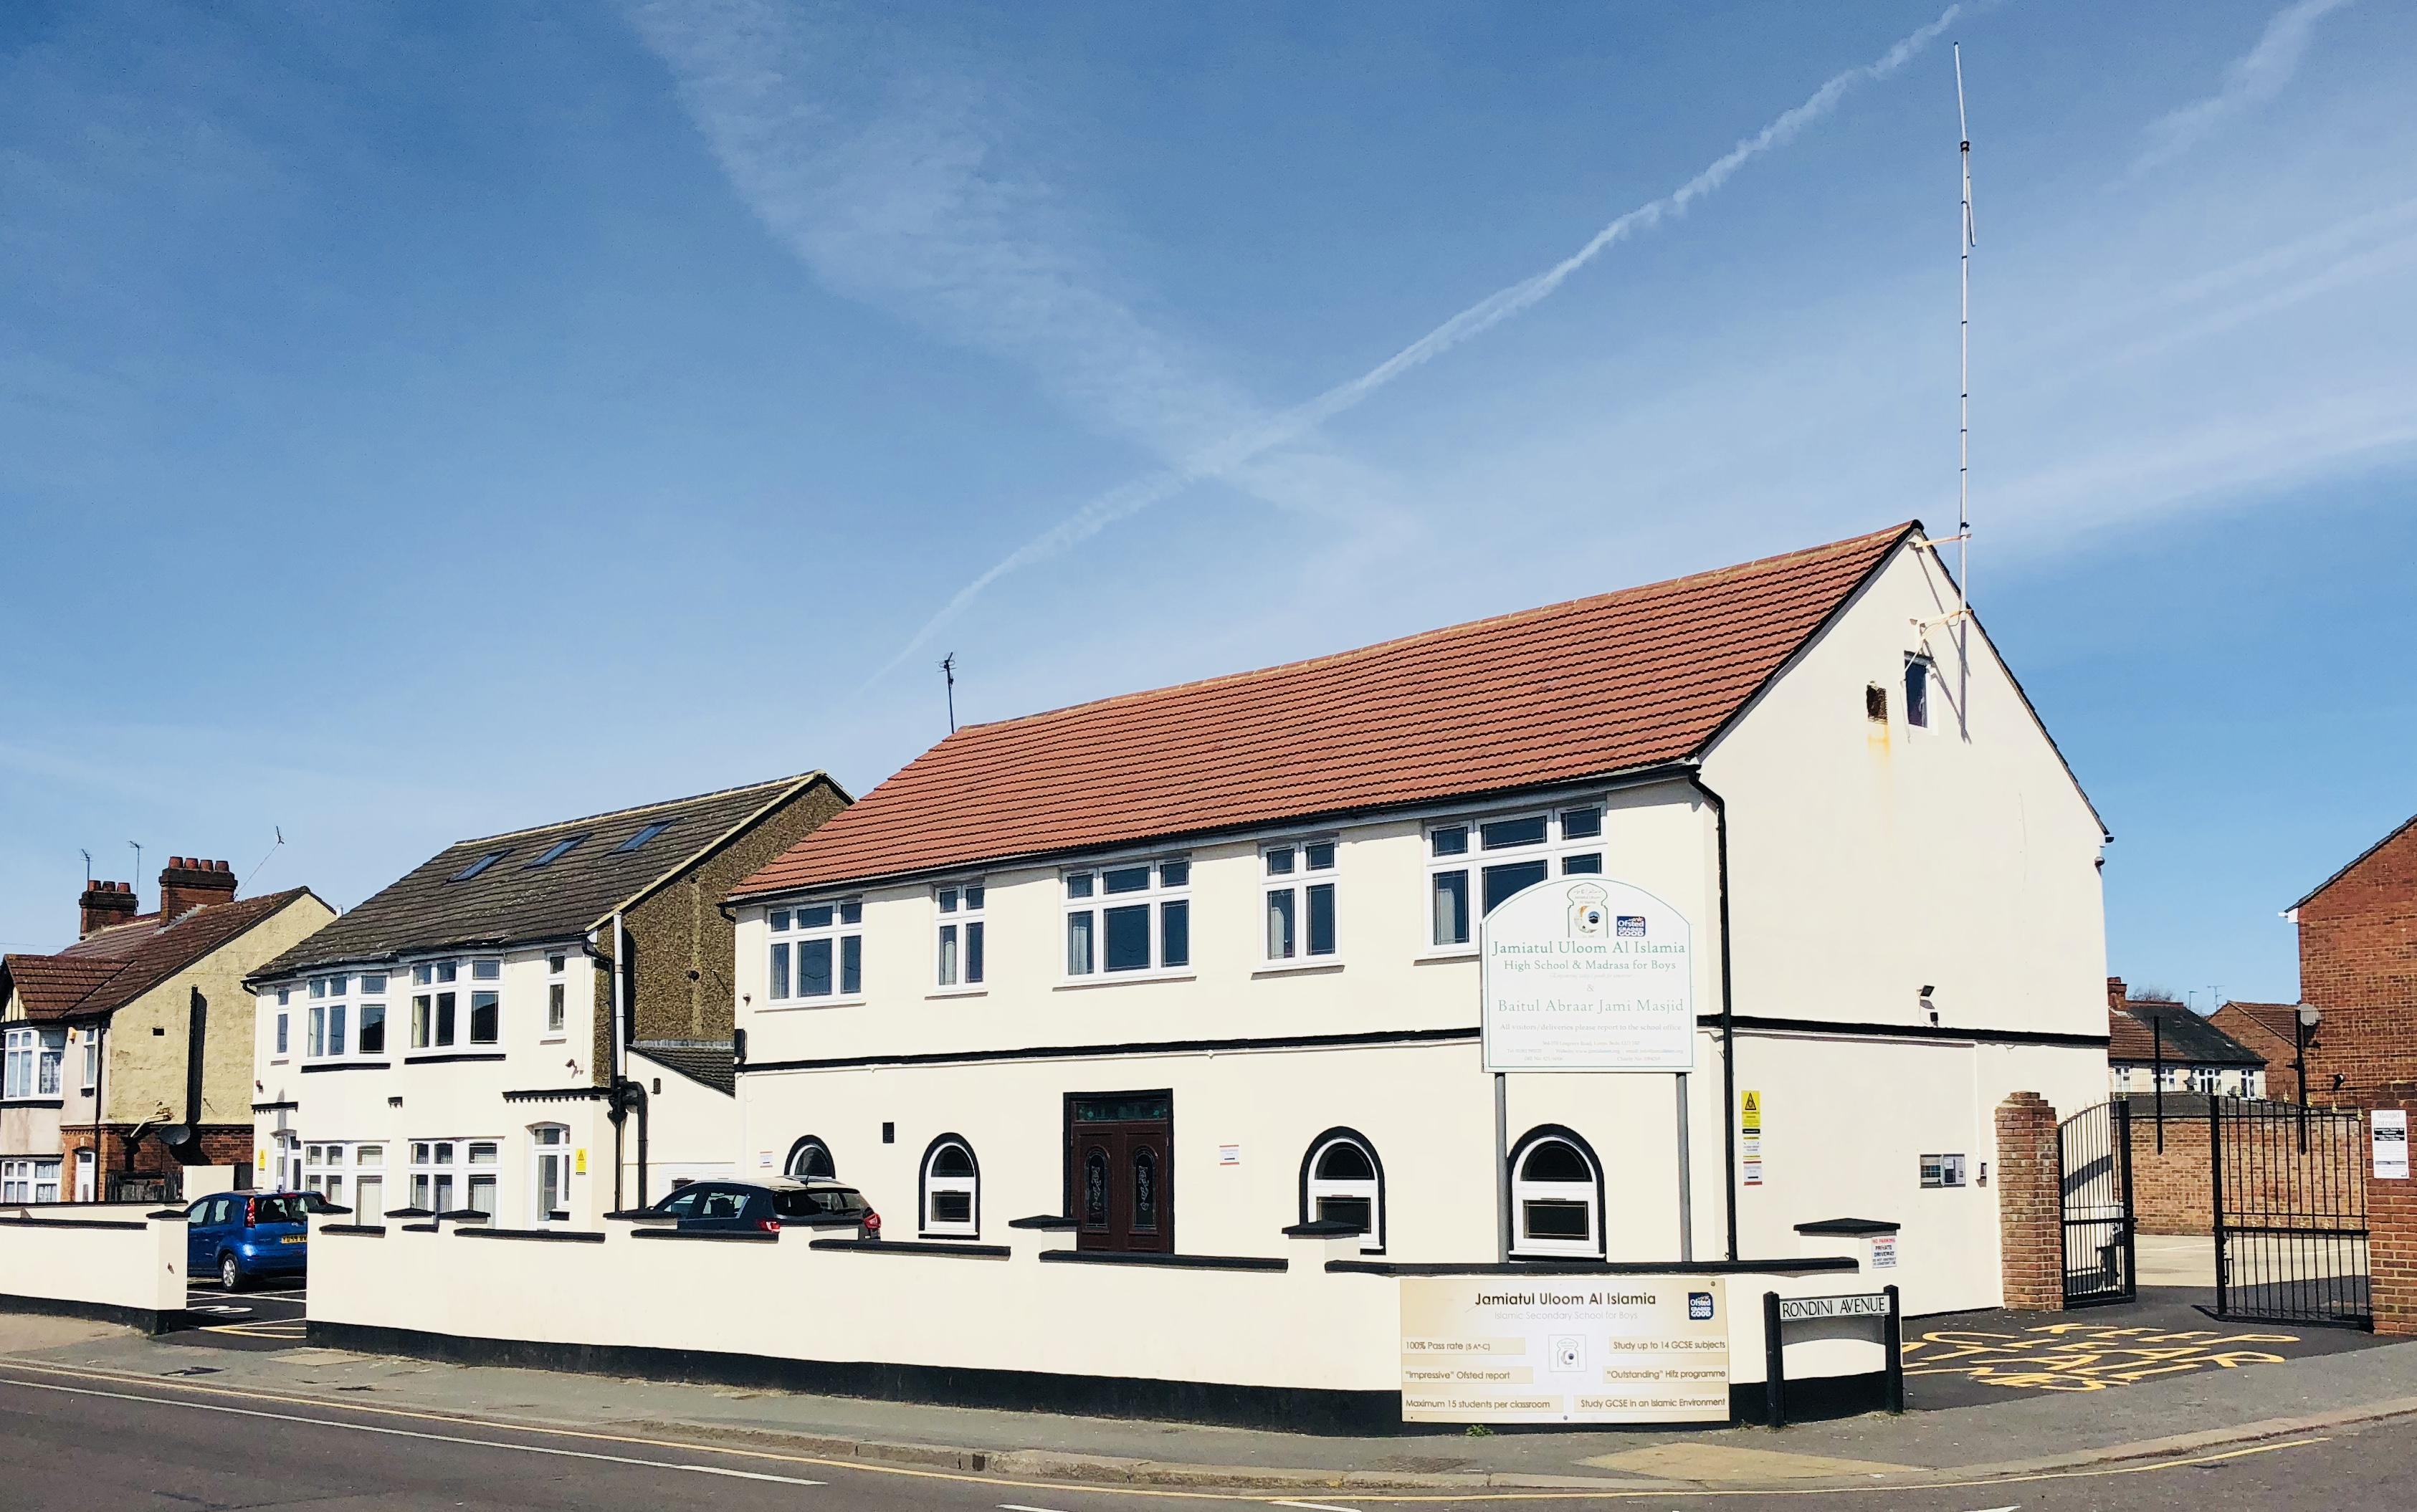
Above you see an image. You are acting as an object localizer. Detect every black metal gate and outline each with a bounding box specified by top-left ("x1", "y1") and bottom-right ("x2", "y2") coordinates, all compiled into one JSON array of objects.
[
  {"x1": 2211, "y1": 1096, "x2": 2370, "y2": 1329},
  {"x1": 2060, "y1": 1099, "x2": 2137, "y2": 1307}
]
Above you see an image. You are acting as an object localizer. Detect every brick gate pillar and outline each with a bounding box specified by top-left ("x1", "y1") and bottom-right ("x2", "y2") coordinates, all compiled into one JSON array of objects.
[
  {"x1": 1996, "y1": 1091, "x2": 2064, "y2": 1312},
  {"x1": 2367, "y1": 1096, "x2": 2417, "y2": 1336}
]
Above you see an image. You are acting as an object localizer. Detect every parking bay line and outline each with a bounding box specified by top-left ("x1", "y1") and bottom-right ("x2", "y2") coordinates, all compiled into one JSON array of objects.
[{"x1": 0, "y1": 1375, "x2": 824, "y2": 1486}]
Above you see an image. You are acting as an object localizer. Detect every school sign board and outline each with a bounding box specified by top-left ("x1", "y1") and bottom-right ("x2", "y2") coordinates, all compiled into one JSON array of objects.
[
  {"x1": 1482, "y1": 876, "x2": 1694, "y2": 1071},
  {"x1": 1401, "y1": 1276, "x2": 1730, "y2": 1422}
]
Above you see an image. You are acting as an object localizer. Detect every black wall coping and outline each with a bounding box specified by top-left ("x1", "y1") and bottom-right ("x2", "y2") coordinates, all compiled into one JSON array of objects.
[
  {"x1": 809, "y1": 1238, "x2": 1010, "y2": 1258},
  {"x1": 1007, "y1": 1214, "x2": 1078, "y2": 1230},
  {"x1": 1039, "y1": 1250, "x2": 1286, "y2": 1273},
  {"x1": 456, "y1": 1227, "x2": 606, "y2": 1243},
  {"x1": 1795, "y1": 1218, "x2": 1901, "y2": 1237},
  {"x1": 1283, "y1": 1220, "x2": 1366, "y2": 1238},
  {"x1": 0, "y1": 1215, "x2": 149, "y2": 1232},
  {"x1": 629, "y1": 1228, "x2": 777, "y2": 1243},
  {"x1": 318, "y1": 1224, "x2": 387, "y2": 1237},
  {"x1": 1330, "y1": 1257, "x2": 1861, "y2": 1277}
]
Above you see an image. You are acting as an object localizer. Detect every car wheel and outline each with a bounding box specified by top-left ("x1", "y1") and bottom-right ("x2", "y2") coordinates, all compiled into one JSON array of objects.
[{"x1": 219, "y1": 1253, "x2": 242, "y2": 1291}]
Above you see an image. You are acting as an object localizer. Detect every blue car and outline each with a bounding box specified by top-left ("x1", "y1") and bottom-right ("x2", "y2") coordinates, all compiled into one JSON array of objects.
[{"x1": 184, "y1": 1190, "x2": 310, "y2": 1291}]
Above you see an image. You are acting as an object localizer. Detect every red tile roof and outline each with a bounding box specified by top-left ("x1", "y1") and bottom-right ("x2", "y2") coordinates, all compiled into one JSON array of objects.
[
  {"x1": 735, "y1": 522, "x2": 1917, "y2": 898},
  {"x1": 2, "y1": 889, "x2": 322, "y2": 1022},
  {"x1": 2107, "y1": 1004, "x2": 2265, "y2": 1067}
]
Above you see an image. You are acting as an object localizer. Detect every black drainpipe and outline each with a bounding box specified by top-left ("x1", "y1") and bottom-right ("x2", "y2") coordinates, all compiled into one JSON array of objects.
[{"x1": 1685, "y1": 769, "x2": 1742, "y2": 1263}]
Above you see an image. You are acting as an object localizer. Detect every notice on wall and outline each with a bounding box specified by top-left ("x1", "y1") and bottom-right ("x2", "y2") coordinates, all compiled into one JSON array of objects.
[
  {"x1": 1481, "y1": 877, "x2": 1694, "y2": 1072},
  {"x1": 2376, "y1": 1109, "x2": 2411, "y2": 1180},
  {"x1": 1870, "y1": 1234, "x2": 1899, "y2": 1270},
  {"x1": 1740, "y1": 1089, "x2": 1764, "y2": 1185},
  {"x1": 1400, "y1": 1276, "x2": 1729, "y2": 1423}
]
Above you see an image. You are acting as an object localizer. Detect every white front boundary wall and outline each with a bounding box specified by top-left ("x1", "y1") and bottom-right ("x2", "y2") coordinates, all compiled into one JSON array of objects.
[
  {"x1": 0, "y1": 1205, "x2": 186, "y2": 1331},
  {"x1": 305, "y1": 1216, "x2": 1885, "y2": 1428}
]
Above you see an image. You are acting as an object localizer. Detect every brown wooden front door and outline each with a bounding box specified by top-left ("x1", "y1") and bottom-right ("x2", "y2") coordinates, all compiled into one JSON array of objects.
[{"x1": 1069, "y1": 1091, "x2": 1172, "y2": 1253}]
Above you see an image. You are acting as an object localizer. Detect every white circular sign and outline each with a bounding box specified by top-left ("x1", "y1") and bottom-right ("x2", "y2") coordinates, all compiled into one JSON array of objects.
[{"x1": 1481, "y1": 876, "x2": 1694, "y2": 1072}]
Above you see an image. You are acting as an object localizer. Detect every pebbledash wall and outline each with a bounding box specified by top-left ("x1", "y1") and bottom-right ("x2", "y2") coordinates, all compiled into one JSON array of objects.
[
  {"x1": 728, "y1": 540, "x2": 2112, "y2": 1322},
  {"x1": 301, "y1": 1217, "x2": 1884, "y2": 1427}
]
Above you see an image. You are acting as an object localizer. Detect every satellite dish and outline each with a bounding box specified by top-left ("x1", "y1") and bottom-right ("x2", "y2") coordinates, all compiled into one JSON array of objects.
[{"x1": 158, "y1": 1124, "x2": 193, "y2": 1147}]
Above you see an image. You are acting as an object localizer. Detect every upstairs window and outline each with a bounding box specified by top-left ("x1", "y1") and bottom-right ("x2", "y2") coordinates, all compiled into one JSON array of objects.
[
  {"x1": 525, "y1": 836, "x2": 585, "y2": 869},
  {"x1": 936, "y1": 884, "x2": 986, "y2": 988},
  {"x1": 410, "y1": 961, "x2": 459, "y2": 1050},
  {"x1": 768, "y1": 901, "x2": 864, "y2": 1002},
  {"x1": 615, "y1": 820, "x2": 673, "y2": 853},
  {"x1": 3, "y1": 1027, "x2": 65, "y2": 1100},
  {"x1": 1905, "y1": 655, "x2": 1932, "y2": 728},
  {"x1": 1264, "y1": 841, "x2": 1338, "y2": 962},
  {"x1": 1429, "y1": 805, "x2": 1604, "y2": 947},
  {"x1": 1064, "y1": 859, "x2": 1190, "y2": 977}
]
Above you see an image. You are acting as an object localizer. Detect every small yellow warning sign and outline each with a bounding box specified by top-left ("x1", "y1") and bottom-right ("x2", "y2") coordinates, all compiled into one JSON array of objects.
[
  {"x1": 575, "y1": 1148, "x2": 588, "y2": 1175},
  {"x1": 1740, "y1": 1090, "x2": 1763, "y2": 1134}
]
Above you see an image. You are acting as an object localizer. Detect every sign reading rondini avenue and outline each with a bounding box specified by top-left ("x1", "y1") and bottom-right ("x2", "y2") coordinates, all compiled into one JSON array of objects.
[{"x1": 1482, "y1": 876, "x2": 1694, "y2": 1072}]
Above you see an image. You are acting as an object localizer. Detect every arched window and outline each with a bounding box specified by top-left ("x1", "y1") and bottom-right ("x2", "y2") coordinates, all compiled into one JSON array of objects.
[
  {"x1": 785, "y1": 1136, "x2": 835, "y2": 1181},
  {"x1": 1299, "y1": 1127, "x2": 1385, "y2": 1253},
  {"x1": 1510, "y1": 1126, "x2": 1603, "y2": 1258},
  {"x1": 920, "y1": 1135, "x2": 979, "y2": 1237}
]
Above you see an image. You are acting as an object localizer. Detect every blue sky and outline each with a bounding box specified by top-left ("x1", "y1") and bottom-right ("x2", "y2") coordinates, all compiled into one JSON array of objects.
[{"x1": 2, "y1": 0, "x2": 2410, "y2": 1005}]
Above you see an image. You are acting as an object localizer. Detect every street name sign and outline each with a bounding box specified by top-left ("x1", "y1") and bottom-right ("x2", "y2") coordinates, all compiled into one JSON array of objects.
[
  {"x1": 1774, "y1": 1293, "x2": 1892, "y2": 1324},
  {"x1": 1481, "y1": 877, "x2": 1694, "y2": 1072}
]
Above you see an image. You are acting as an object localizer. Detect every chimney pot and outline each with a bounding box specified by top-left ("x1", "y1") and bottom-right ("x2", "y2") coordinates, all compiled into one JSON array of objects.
[
  {"x1": 158, "y1": 853, "x2": 238, "y2": 919},
  {"x1": 79, "y1": 879, "x2": 140, "y2": 939}
]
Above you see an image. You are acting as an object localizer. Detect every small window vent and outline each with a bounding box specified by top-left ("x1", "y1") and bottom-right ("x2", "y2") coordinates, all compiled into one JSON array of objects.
[{"x1": 1865, "y1": 684, "x2": 1888, "y2": 722}]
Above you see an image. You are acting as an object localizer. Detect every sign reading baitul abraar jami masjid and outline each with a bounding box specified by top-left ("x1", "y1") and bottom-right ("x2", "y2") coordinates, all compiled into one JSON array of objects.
[{"x1": 1480, "y1": 877, "x2": 1694, "y2": 1072}]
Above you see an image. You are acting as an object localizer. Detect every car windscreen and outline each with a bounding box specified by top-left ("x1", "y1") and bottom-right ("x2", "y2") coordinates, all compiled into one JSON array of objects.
[
  {"x1": 250, "y1": 1196, "x2": 309, "y2": 1225},
  {"x1": 772, "y1": 1187, "x2": 867, "y2": 1220}
]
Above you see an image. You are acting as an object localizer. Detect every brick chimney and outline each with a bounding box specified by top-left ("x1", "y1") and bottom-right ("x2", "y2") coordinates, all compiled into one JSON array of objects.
[
  {"x1": 158, "y1": 857, "x2": 237, "y2": 920},
  {"x1": 2106, "y1": 976, "x2": 2127, "y2": 1010},
  {"x1": 79, "y1": 879, "x2": 138, "y2": 938}
]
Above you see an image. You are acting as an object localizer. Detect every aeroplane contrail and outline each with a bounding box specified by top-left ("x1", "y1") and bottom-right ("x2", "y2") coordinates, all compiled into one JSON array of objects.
[{"x1": 870, "y1": 2, "x2": 1978, "y2": 689}]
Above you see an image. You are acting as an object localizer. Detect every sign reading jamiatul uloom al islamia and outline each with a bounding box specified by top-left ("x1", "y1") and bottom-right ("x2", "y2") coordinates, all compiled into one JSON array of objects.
[{"x1": 1482, "y1": 877, "x2": 1693, "y2": 1072}]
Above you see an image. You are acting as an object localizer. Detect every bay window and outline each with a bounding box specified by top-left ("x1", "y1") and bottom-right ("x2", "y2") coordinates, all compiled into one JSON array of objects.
[
  {"x1": 4, "y1": 1027, "x2": 65, "y2": 1100},
  {"x1": 411, "y1": 960, "x2": 459, "y2": 1049},
  {"x1": 1064, "y1": 858, "x2": 1190, "y2": 977}
]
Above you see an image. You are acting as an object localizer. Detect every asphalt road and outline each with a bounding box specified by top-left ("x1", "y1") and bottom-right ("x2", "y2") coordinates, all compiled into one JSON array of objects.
[
  {"x1": 0, "y1": 1361, "x2": 2409, "y2": 1512},
  {"x1": 172, "y1": 1278, "x2": 310, "y2": 1350}
]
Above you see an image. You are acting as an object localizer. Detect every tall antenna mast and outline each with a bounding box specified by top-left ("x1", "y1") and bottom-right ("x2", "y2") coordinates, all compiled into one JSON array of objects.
[
  {"x1": 1955, "y1": 44, "x2": 1975, "y2": 704},
  {"x1": 80, "y1": 849, "x2": 92, "y2": 887},
  {"x1": 127, "y1": 841, "x2": 143, "y2": 909},
  {"x1": 940, "y1": 653, "x2": 958, "y2": 734}
]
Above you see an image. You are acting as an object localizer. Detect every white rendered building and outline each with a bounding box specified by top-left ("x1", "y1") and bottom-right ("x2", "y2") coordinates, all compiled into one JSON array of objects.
[{"x1": 725, "y1": 525, "x2": 2110, "y2": 1316}]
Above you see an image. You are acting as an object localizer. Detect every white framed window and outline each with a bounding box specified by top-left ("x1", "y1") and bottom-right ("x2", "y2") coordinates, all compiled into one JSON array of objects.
[
  {"x1": 79, "y1": 1030, "x2": 98, "y2": 1092},
  {"x1": 469, "y1": 989, "x2": 500, "y2": 1046},
  {"x1": 767, "y1": 901, "x2": 864, "y2": 1002},
  {"x1": 4, "y1": 1027, "x2": 65, "y2": 1100},
  {"x1": 1904, "y1": 654, "x2": 1933, "y2": 729},
  {"x1": 530, "y1": 1125, "x2": 571, "y2": 1224},
  {"x1": 935, "y1": 884, "x2": 986, "y2": 987},
  {"x1": 546, "y1": 954, "x2": 568, "y2": 1034},
  {"x1": 1302, "y1": 1129, "x2": 1383, "y2": 1253},
  {"x1": 354, "y1": 1144, "x2": 384, "y2": 1217},
  {"x1": 410, "y1": 960, "x2": 459, "y2": 1049},
  {"x1": 1510, "y1": 1129, "x2": 1603, "y2": 1258},
  {"x1": 1428, "y1": 804, "x2": 1604, "y2": 948},
  {"x1": 302, "y1": 1143, "x2": 348, "y2": 1203},
  {"x1": 274, "y1": 1010, "x2": 290, "y2": 1058},
  {"x1": 409, "y1": 1140, "x2": 458, "y2": 1212},
  {"x1": 1062, "y1": 858, "x2": 1191, "y2": 977},
  {"x1": 1263, "y1": 840, "x2": 1339, "y2": 962},
  {"x1": 1, "y1": 1158, "x2": 62, "y2": 1203},
  {"x1": 467, "y1": 1140, "x2": 500, "y2": 1215},
  {"x1": 307, "y1": 998, "x2": 349, "y2": 1059},
  {"x1": 919, "y1": 1136, "x2": 978, "y2": 1237}
]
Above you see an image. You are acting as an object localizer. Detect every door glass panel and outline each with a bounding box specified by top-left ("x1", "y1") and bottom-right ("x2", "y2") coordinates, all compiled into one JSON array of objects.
[
  {"x1": 1132, "y1": 1148, "x2": 1159, "y2": 1231},
  {"x1": 1082, "y1": 1150, "x2": 1109, "y2": 1227}
]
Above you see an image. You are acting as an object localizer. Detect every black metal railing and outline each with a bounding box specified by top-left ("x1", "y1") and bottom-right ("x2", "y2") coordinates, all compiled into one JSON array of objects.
[{"x1": 2060, "y1": 1100, "x2": 2137, "y2": 1307}]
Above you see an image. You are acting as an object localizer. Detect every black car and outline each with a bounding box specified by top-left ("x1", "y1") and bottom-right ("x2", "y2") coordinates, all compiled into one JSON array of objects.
[{"x1": 644, "y1": 1177, "x2": 880, "y2": 1238}]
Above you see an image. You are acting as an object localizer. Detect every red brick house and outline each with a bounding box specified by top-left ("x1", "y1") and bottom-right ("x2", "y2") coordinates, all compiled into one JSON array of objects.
[{"x1": 2292, "y1": 813, "x2": 2417, "y2": 1103}]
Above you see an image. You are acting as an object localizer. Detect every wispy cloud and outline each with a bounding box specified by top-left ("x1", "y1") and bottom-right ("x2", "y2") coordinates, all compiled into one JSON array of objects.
[
  {"x1": 2135, "y1": 0, "x2": 2357, "y2": 173},
  {"x1": 867, "y1": 3, "x2": 1975, "y2": 680},
  {"x1": 622, "y1": 1, "x2": 1398, "y2": 549}
]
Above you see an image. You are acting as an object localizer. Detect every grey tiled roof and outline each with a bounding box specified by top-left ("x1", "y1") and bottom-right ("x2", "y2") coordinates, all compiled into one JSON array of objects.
[
  {"x1": 252, "y1": 775, "x2": 830, "y2": 982},
  {"x1": 2108, "y1": 1003, "x2": 2267, "y2": 1068},
  {"x1": 632, "y1": 1040, "x2": 736, "y2": 1096}
]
